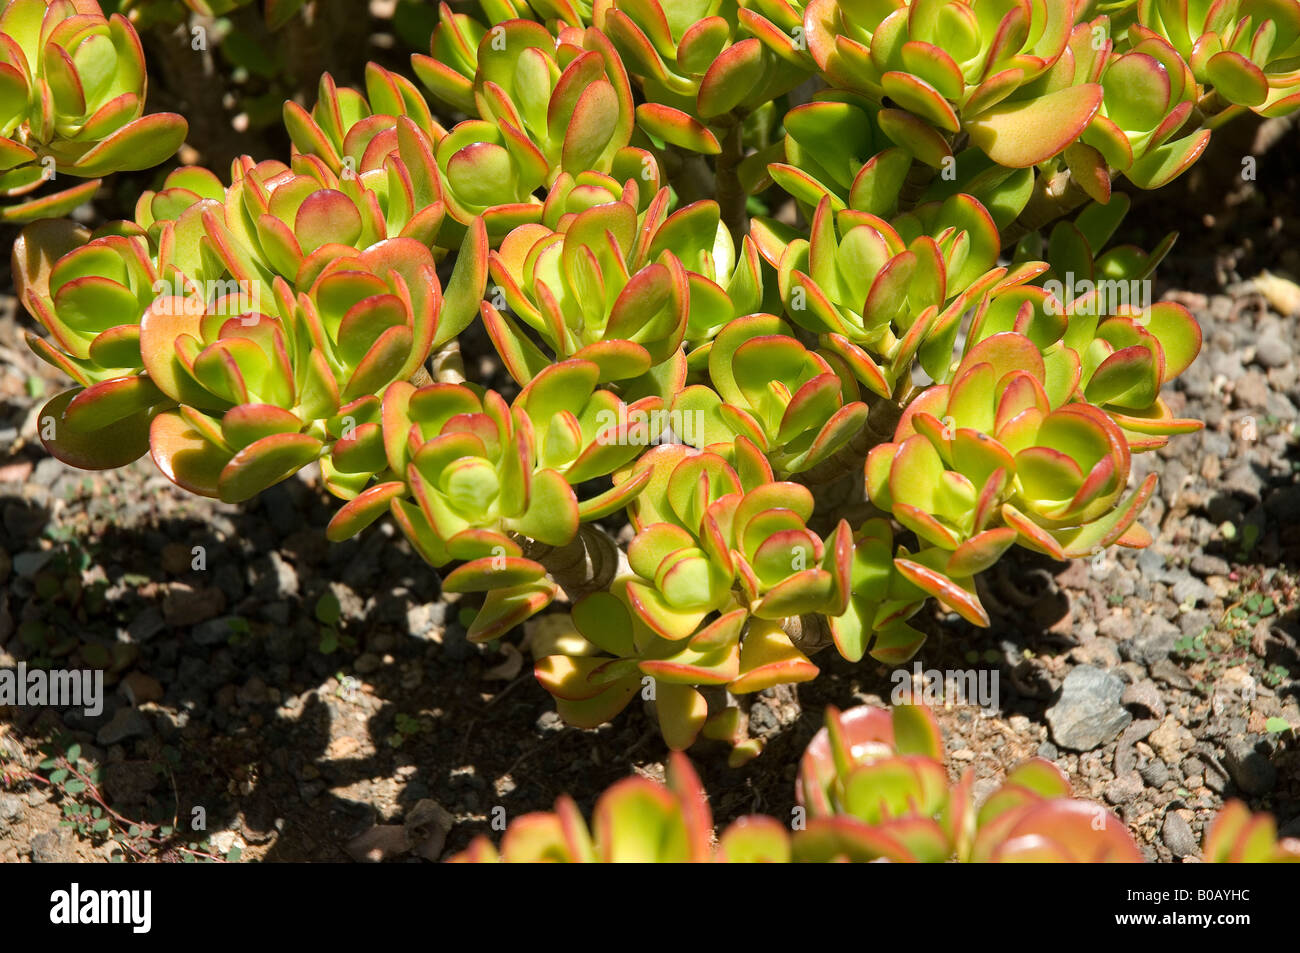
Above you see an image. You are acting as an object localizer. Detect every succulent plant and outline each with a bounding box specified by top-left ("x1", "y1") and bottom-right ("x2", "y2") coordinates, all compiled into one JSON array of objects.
[
  {"x1": 13, "y1": 0, "x2": 1231, "y2": 761},
  {"x1": 483, "y1": 190, "x2": 693, "y2": 390},
  {"x1": 698, "y1": 314, "x2": 871, "y2": 473},
  {"x1": 530, "y1": 442, "x2": 855, "y2": 756},
  {"x1": 794, "y1": 704, "x2": 1144, "y2": 862},
  {"x1": 601, "y1": 0, "x2": 811, "y2": 146},
  {"x1": 414, "y1": 15, "x2": 636, "y2": 172},
  {"x1": 1202, "y1": 799, "x2": 1300, "y2": 862},
  {"x1": 1137, "y1": 0, "x2": 1300, "y2": 118},
  {"x1": 453, "y1": 702, "x2": 1172, "y2": 863},
  {"x1": 450, "y1": 750, "x2": 789, "y2": 862},
  {"x1": 0, "y1": 0, "x2": 187, "y2": 220}
]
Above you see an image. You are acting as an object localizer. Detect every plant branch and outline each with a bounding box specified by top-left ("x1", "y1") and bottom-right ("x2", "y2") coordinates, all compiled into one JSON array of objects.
[
  {"x1": 520, "y1": 524, "x2": 629, "y2": 603},
  {"x1": 716, "y1": 120, "x2": 749, "y2": 249},
  {"x1": 1000, "y1": 167, "x2": 1092, "y2": 249},
  {"x1": 782, "y1": 613, "x2": 834, "y2": 655},
  {"x1": 5, "y1": 754, "x2": 226, "y2": 862}
]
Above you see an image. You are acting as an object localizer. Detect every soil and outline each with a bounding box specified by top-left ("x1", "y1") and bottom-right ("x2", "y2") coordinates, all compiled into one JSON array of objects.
[{"x1": 1, "y1": 115, "x2": 1298, "y2": 864}]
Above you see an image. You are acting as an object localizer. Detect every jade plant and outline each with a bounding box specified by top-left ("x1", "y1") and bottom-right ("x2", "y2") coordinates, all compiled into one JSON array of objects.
[
  {"x1": 13, "y1": 0, "x2": 1280, "y2": 762},
  {"x1": 1202, "y1": 799, "x2": 1300, "y2": 862},
  {"x1": 793, "y1": 703, "x2": 1144, "y2": 861},
  {"x1": 451, "y1": 703, "x2": 1148, "y2": 862},
  {"x1": 0, "y1": 0, "x2": 187, "y2": 220},
  {"x1": 449, "y1": 749, "x2": 793, "y2": 862},
  {"x1": 453, "y1": 703, "x2": 1300, "y2": 863}
]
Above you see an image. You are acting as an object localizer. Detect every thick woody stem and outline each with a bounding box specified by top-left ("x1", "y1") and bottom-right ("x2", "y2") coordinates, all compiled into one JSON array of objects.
[
  {"x1": 795, "y1": 371, "x2": 914, "y2": 526},
  {"x1": 430, "y1": 339, "x2": 466, "y2": 383},
  {"x1": 145, "y1": 21, "x2": 257, "y2": 170},
  {"x1": 283, "y1": 0, "x2": 356, "y2": 90},
  {"x1": 715, "y1": 120, "x2": 749, "y2": 249},
  {"x1": 782, "y1": 612, "x2": 834, "y2": 655},
  {"x1": 797, "y1": 381, "x2": 910, "y2": 487},
  {"x1": 1000, "y1": 168, "x2": 1091, "y2": 249},
  {"x1": 520, "y1": 524, "x2": 629, "y2": 603},
  {"x1": 409, "y1": 340, "x2": 465, "y2": 388},
  {"x1": 898, "y1": 160, "x2": 938, "y2": 215}
]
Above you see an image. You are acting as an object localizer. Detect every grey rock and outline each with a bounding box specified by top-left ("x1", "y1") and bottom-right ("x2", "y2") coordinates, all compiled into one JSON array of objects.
[
  {"x1": 1115, "y1": 741, "x2": 1137, "y2": 777},
  {"x1": 1115, "y1": 719, "x2": 1158, "y2": 775},
  {"x1": 1140, "y1": 759, "x2": 1170, "y2": 788},
  {"x1": 1210, "y1": 350, "x2": 1244, "y2": 379},
  {"x1": 407, "y1": 602, "x2": 446, "y2": 640},
  {"x1": 329, "y1": 582, "x2": 366, "y2": 623},
  {"x1": 1205, "y1": 768, "x2": 1228, "y2": 794},
  {"x1": 192, "y1": 615, "x2": 241, "y2": 646},
  {"x1": 1150, "y1": 657, "x2": 1194, "y2": 689},
  {"x1": 251, "y1": 551, "x2": 298, "y2": 599},
  {"x1": 29, "y1": 830, "x2": 73, "y2": 863},
  {"x1": 1179, "y1": 610, "x2": 1212, "y2": 637},
  {"x1": 1267, "y1": 390, "x2": 1298, "y2": 422},
  {"x1": 0, "y1": 792, "x2": 22, "y2": 825},
  {"x1": 1121, "y1": 680, "x2": 1167, "y2": 719},
  {"x1": 1046, "y1": 666, "x2": 1132, "y2": 751},
  {"x1": 32, "y1": 457, "x2": 65, "y2": 487},
  {"x1": 1120, "y1": 718, "x2": 1159, "y2": 744},
  {"x1": 13, "y1": 550, "x2": 53, "y2": 578},
  {"x1": 1171, "y1": 576, "x2": 1215, "y2": 608},
  {"x1": 1071, "y1": 640, "x2": 1121, "y2": 668},
  {"x1": 1125, "y1": 615, "x2": 1180, "y2": 666},
  {"x1": 1098, "y1": 615, "x2": 1131, "y2": 641},
  {"x1": 95, "y1": 707, "x2": 152, "y2": 746},
  {"x1": 1224, "y1": 738, "x2": 1277, "y2": 794},
  {"x1": 1199, "y1": 428, "x2": 1232, "y2": 459},
  {"x1": 353, "y1": 653, "x2": 382, "y2": 675},
  {"x1": 1137, "y1": 547, "x2": 1173, "y2": 582},
  {"x1": 1234, "y1": 370, "x2": 1270, "y2": 408},
  {"x1": 345, "y1": 824, "x2": 409, "y2": 863},
  {"x1": 1222, "y1": 465, "x2": 1263, "y2": 500},
  {"x1": 126, "y1": 606, "x2": 165, "y2": 643},
  {"x1": 1104, "y1": 772, "x2": 1144, "y2": 805},
  {"x1": 1254, "y1": 335, "x2": 1292, "y2": 369},
  {"x1": 404, "y1": 799, "x2": 454, "y2": 862},
  {"x1": 1162, "y1": 812, "x2": 1199, "y2": 858}
]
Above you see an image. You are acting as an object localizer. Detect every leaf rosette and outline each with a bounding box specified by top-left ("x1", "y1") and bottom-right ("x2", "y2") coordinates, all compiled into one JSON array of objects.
[
  {"x1": 0, "y1": 0, "x2": 187, "y2": 221},
  {"x1": 793, "y1": 704, "x2": 1144, "y2": 862}
]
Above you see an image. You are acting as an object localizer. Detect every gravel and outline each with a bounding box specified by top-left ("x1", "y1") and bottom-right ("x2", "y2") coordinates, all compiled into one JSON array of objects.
[
  {"x1": 1045, "y1": 666, "x2": 1132, "y2": 752},
  {"x1": 1223, "y1": 738, "x2": 1278, "y2": 795},
  {"x1": 1162, "y1": 812, "x2": 1200, "y2": 859},
  {"x1": 95, "y1": 708, "x2": 153, "y2": 747}
]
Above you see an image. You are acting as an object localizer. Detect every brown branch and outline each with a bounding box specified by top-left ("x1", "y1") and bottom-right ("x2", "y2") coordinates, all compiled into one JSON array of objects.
[
  {"x1": 715, "y1": 120, "x2": 749, "y2": 249},
  {"x1": 782, "y1": 613, "x2": 834, "y2": 655},
  {"x1": 520, "y1": 524, "x2": 629, "y2": 603},
  {"x1": 999, "y1": 168, "x2": 1092, "y2": 249}
]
